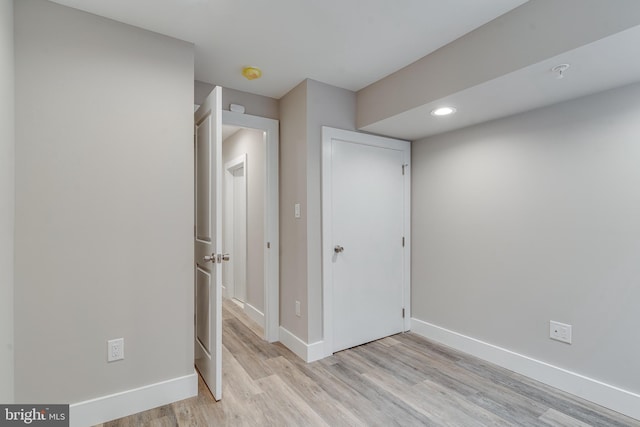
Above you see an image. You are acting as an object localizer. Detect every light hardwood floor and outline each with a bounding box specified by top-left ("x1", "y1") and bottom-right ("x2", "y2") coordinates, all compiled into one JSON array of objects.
[{"x1": 98, "y1": 300, "x2": 639, "y2": 426}]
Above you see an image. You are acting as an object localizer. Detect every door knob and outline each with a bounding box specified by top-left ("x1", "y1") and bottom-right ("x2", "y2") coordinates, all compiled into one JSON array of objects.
[
  {"x1": 334, "y1": 245, "x2": 344, "y2": 253},
  {"x1": 214, "y1": 253, "x2": 231, "y2": 263},
  {"x1": 204, "y1": 253, "x2": 230, "y2": 263}
]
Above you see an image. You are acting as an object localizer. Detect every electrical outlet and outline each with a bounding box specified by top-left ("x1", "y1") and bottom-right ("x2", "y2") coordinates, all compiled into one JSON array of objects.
[
  {"x1": 550, "y1": 321, "x2": 572, "y2": 344},
  {"x1": 294, "y1": 203, "x2": 301, "y2": 219},
  {"x1": 108, "y1": 338, "x2": 124, "y2": 362},
  {"x1": 295, "y1": 300, "x2": 301, "y2": 317}
]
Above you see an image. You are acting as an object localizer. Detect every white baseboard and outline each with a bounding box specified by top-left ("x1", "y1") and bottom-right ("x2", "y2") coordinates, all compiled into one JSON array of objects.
[
  {"x1": 244, "y1": 303, "x2": 265, "y2": 329},
  {"x1": 410, "y1": 318, "x2": 640, "y2": 421},
  {"x1": 307, "y1": 340, "x2": 325, "y2": 363},
  {"x1": 70, "y1": 371, "x2": 198, "y2": 427},
  {"x1": 278, "y1": 327, "x2": 324, "y2": 363}
]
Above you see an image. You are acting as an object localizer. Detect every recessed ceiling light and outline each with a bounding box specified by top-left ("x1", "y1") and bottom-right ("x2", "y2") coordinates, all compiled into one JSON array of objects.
[{"x1": 431, "y1": 106, "x2": 456, "y2": 117}]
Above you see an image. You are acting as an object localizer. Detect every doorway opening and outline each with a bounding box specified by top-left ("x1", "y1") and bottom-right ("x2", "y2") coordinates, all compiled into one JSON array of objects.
[
  {"x1": 221, "y1": 131, "x2": 261, "y2": 328},
  {"x1": 221, "y1": 111, "x2": 279, "y2": 343},
  {"x1": 194, "y1": 86, "x2": 279, "y2": 400},
  {"x1": 223, "y1": 154, "x2": 247, "y2": 305}
]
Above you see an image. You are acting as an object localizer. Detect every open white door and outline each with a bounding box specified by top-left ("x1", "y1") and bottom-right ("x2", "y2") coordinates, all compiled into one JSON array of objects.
[{"x1": 194, "y1": 86, "x2": 224, "y2": 400}]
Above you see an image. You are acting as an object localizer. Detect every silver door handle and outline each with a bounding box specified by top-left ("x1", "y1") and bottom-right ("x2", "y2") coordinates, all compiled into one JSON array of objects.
[
  {"x1": 214, "y1": 253, "x2": 231, "y2": 263},
  {"x1": 334, "y1": 245, "x2": 344, "y2": 253},
  {"x1": 204, "y1": 253, "x2": 230, "y2": 263}
]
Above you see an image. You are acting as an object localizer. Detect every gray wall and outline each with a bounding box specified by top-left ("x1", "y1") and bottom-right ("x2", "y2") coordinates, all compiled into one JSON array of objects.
[
  {"x1": 195, "y1": 81, "x2": 279, "y2": 120},
  {"x1": 223, "y1": 129, "x2": 265, "y2": 312},
  {"x1": 412, "y1": 82, "x2": 640, "y2": 393},
  {"x1": 278, "y1": 79, "x2": 356, "y2": 343},
  {"x1": 0, "y1": 0, "x2": 14, "y2": 404},
  {"x1": 305, "y1": 80, "x2": 356, "y2": 342},
  {"x1": 222, "y1": 87, "x2": 279, "y2": 121},
  {"x1": 14, "y1": 0, "x2": 194, "y2": 403},
  {"x1": 279, "y1": 81, "x2": 308, "y2": 341}
]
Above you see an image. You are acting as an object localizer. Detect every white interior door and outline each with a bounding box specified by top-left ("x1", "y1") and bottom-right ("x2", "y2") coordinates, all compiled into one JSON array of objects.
[
  {"x1": 322, "y1": 127, "x2": 410, "y2": 354},
  {"x1": 194, "y1": 86, "x2": 223, "y2": 400}
]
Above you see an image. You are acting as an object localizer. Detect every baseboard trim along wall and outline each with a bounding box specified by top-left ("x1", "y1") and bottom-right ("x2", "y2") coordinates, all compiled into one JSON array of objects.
[
  {"x1": 410, "y1": 318, "x2": 640, "y2": 421},
  {"x1": 244, "y1": 303, "x2": 265, "y2": 329},
  {"x1": 69, "y1": 371, "x2": 198, "y2": 427},
  {"x1": 278, "y1": 327, "x2": 324, "y2": 363}
]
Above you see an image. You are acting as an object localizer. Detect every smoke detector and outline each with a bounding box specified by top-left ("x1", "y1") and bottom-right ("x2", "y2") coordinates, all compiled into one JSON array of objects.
[{"x1": 551, "y1": 64, "x2": 570, "y2": 79}]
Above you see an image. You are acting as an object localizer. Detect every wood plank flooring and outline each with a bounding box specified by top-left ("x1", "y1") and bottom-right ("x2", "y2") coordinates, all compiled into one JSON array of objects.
[{"x1": 98, "y1": 301, "x2": 639, "y2": 426}]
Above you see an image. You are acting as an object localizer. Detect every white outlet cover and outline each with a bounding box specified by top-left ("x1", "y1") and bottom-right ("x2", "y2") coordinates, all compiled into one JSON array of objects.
[
  {"x1": 550, "y1": 321, "x2": 572, "y2": 344},
  {"x1": 108, "y1": 338, "x2": 125, "y2": 362}
]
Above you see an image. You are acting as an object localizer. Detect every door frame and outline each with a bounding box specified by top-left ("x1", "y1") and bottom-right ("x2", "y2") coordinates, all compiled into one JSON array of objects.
[
  {"x1": 321, "y1": 126, "x2": 411, "y2": 358},
  {"x1": 222, "y1": 110, "x2": 280, "y2": 343}
]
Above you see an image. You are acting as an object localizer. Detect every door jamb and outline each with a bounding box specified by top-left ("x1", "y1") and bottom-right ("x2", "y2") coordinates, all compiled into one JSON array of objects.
[
  {"x1": 222, "y1": 110, "x2": 280, "y2": 343},
  {"x1": 321, "y1": 126, "x2": 411, "y2": 359}
]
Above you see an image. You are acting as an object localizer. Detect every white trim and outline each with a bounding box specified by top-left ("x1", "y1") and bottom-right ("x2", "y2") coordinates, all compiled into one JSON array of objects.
[
  {"x1": 244, "y1": 302, "x2": 265, "y2": 327},
  {"x1": 306, "y1": 341, "x2": 325, "y2": 363},
  {"x1": 222, "y1": 109, "x2": 279, "y2": 343},
  {"x1": 410, "y1": 318, "x2": 640, "y2": 422},
  {"x1": 321, "y1": 127, "x2": 411, "y2": 358},
  {"x1": 224, "y1": 154, "x2": 246, "y2": 173},
  {"x1": 70, "y1": 371, "x2": 198, "y2": 427},
  {"x1": 278, "y1": 327, "x2": 324, "y2": 363}
]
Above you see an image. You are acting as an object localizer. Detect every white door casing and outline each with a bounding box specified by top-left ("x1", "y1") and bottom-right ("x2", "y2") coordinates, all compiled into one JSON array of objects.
[
  {"x1": 322, "y1": 127, "x2": 411, "y2": 356},
  {"x1": 222, "y1": 110, "x2": 280, "y2": 343},
  {"x1": 194, "y1": 86, "x2": 223, "y2": 400}
]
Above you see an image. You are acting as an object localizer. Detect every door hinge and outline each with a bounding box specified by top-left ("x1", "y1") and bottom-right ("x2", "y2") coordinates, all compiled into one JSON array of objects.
[
  {"x1": 402, "y1": 164, "x2": 408, "y2": 175},
  {"x1": 402, "y1": 308, "x2": 405, "y2": 318},
  {"x1": 267, "y1": 242, "x2": 271, "y2": 249},
  {"x1": 402, "y1": 164, "x2": 405, "y2": 175},
  {"x1": 402, "y1": 236, "x2": 405, "y2": 247}
]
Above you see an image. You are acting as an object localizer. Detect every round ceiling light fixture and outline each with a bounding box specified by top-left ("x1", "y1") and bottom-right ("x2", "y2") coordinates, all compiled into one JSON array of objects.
[
  {"x1": 431, "y1": 106, "x2": 457, "y2": 117},
  {"x1": 242, "y1": 66, "x2": 262, "y2": 80}
]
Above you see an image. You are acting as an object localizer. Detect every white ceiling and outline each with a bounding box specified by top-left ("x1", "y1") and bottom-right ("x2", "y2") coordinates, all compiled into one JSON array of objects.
[
  {"x1": 362, "y1": 24, "x2": 640, "y2": 140},
  {"x1": 48, "y1": 0, "x2": 527, "y2": 99}
]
